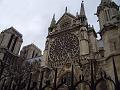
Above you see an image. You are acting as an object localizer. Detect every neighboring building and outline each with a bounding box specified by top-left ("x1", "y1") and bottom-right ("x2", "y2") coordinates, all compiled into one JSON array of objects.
[
  {"x1": 20, "y1": 43, "x2": 42, "y2": 59},
  {"x1": 0, "y1": 27, "x2": 24, "y2": 88},
  {"x1": 0, "y1": 28, "x2": 44, "y2": 90},
  {"x1": 0, "y1": 27, "x2": 23, "y2": 60}
]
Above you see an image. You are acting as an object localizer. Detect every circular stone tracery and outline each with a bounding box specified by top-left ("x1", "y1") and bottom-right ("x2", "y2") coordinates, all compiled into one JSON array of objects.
[{"x1": 49, "y1": 33, "x2": 80, "y2": 62}]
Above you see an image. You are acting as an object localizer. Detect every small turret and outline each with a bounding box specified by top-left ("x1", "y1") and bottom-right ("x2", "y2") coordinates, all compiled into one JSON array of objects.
[
  {"x1": 80, "y1": 1, "x2": 86, "y2": 16},
  {"x1": 79, "y1": 1, "x2": 88, "y2": 26},
  {"x1": 48, "y1": 14, "x2": 56, "y2": 33}
]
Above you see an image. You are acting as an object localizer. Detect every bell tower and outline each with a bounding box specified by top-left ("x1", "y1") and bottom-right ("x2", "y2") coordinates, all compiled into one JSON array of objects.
[
  {"x1": 0, "y1": 27, "x2": 23, "y2": 60},
  {"x1": 96, "y1": 0, "x2": 119, "y2": 30},
  {"x1": 96, "y1": 0, "x2": 120, "y2": 57}
]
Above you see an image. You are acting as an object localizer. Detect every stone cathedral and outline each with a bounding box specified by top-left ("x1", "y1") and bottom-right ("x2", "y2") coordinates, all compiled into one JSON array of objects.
[
  {"x1": 44, "y1": 0, "x2": 120, "y2": 89},
  {"x1": 0, "y1": 0, "x2": 120, "y2": 90}
]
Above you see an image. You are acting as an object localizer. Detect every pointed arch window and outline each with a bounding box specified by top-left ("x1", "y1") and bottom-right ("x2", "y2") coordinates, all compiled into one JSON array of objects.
[
  {"x1": 113, "y1": 41, "x2": 117, "y2": 50},
  {"x1": 81, "y1": 17, "x2": 85, "y2": 23},
  {"x1": 105, "y1": 10, "x2": 109, "y2": 21},
  {"x1": 63, "y1": 73, "x2": 71, "y2": 86},
  {"x1": 7, "y1": 34, "x2": 14, "y2": 49},
  {"x1": 107, "y1": 9, "x2": 111, "y2": 20},
  {"x1": 11, "y1": 37, "x2": 18, "y2": 52},
  {"x1": 35, "y1": 53, "x2": 38, "y2": 57},
  {"x1": 32, "y1": 50, "x2": 35, "y2": 58},
  {"x1": 105, "y1": 9, "x2": 111, "y2": 21}
]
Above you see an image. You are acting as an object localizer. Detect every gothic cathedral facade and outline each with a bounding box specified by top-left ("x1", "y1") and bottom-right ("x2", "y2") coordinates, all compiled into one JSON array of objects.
[
  {"x1": 0, "y1": 0, "x2": 120, "y2": 90},
  {"x1": 43, "y1": 0, "x2": 120, "y2": 89}
]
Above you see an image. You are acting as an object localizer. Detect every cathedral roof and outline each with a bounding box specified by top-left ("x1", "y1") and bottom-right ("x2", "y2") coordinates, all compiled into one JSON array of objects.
[
  {"x1": 2, "y1": 26, "x2": 22, "y2": 37},
  {"x1": 56, "y1": 12, "x2": 76, "y2": 25},
  {"x1": 22, "y1": 43, "x2": 42, "y2": 52}
]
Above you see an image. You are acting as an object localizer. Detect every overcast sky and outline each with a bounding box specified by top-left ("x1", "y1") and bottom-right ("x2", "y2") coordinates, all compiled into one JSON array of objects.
[{"x1": 0, "y1": 0, "x2": 119, "y2": 53}]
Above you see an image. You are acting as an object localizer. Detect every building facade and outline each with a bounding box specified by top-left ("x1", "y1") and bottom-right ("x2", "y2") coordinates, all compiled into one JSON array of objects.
[
  {"x1": 43, "y1": 0, "x2": 120, "y2": 89},
  {"x1": 0, "y1": 0, "x2": 120, "y2": 90}
]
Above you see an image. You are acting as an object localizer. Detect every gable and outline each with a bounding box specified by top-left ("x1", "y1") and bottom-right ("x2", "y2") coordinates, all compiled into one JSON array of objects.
[
  {"x1": 2, "y1": 27, "x2": 22, "y2": 37},
  {"x1": 56, "y1": 13, "x2": 76, "y2": 30}
]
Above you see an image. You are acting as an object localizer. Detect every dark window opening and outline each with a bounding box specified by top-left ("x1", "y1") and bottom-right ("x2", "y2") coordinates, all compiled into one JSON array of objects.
[
  {"x1": 105, "y1": 10, "x2": 109, "y2": 21},
  {"x1": 101, "y1": 52, "x2": 104, "y2": 57},
  {"x1": 7, "y1": 34, "x2": 14, "y2": 49},
  {"x1": 35, "y1": 53, "x2": 38, "y2": 57},
  {"x1": 107, "y1": 10, "x2": 111, "y2": 20},
  {"x1": 32, "y1": 50, "x2": 35, "y2": 58},
  {"x1": 119, "y1": 36, "x2": 120, "y2": 42},
  {"x1": 63, "y1": 73, "x2": 71, "y2": 86},
  {"x1": 81, "y1": 17, "x2": 85, "y2": 23},
  {"x1": 113, "y1": 42, "x2": 117, "y2": 50},
  {"x1": 11, "y1": 37, "x2": 18, "y2": 52}
]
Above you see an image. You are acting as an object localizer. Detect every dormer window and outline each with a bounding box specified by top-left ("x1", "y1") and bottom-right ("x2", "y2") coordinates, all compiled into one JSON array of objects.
[{"x1": 7, "y1": 34, "x2": 14, "y2": 49}]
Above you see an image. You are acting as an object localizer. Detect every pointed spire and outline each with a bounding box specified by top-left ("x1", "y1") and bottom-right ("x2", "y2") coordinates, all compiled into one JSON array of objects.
[
  {"x1": 76, "y1": 12, "x2": 79, "y2": 18},
  {"x1": 79, "y1": 1, "x2": 88, "y2": 26},
  {"x1": 50, "y1": 14, "x2": 56, "y2": 28},
  {"x1": 65, "y1": 6, "x2": 67, "y2": 13},
  {"x1": 80, "y1": 0, "x2": 86, "y2": 16}
]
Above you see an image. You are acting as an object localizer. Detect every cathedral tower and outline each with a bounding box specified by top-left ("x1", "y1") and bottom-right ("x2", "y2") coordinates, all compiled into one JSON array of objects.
[
  {"x1": 0, "y1": 27, "x2": 23, "y2": 60},
  {"x1": 96, "y1": 0, "x2": 120, "y2": 57},
  {"x1": 20, "y1": 44, "x2": 42, "y2": 59},
  {"x1": 96, "y1": 0, "x2": 120, "y2": 87}
]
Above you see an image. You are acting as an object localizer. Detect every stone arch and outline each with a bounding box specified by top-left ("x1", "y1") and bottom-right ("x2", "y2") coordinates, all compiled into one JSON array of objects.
[{"x1": 95, "y1": 79, "x2": 115, "y2": 90}]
